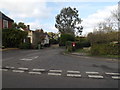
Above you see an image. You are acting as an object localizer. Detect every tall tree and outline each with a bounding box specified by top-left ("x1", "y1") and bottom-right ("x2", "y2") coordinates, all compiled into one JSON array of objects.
[
  {"x1": 48, "y1": 32, "x2": 59, "y2": 39},
  {"x1": 17, "y1": 22, "x2": 27, "y2": 29},
  {"x1": 55, "y1": 7, "x2": 83, "y2": 35}
]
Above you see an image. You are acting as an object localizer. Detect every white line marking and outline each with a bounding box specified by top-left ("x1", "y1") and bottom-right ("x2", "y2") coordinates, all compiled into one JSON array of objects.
[
  {"x1": 32, "y1": 69, "x2": 45, "y2": 71},
  {"x1": 34, "y1": 56, "x2": 39, "y2": 59},
  {"x1": 48, "y1": 73, "x2": 61, "y2": 76},
  {"x1": 112, "y1": 76, "x2": 120, "y2": 80},
  {"x1": 86, "y1": 72, "x2": 99, "y2": 74},
  {"x1": 20, "y1": 59, "x2": 32, "y2": 61},
  {"x1": 12, "y1": 70, "x2": 24, "y2": 73},
  {"x1": 105, "y1": 72, "x2": 120, "y2": 75},
  {"x1": 49, "y1": 70, "x2": 62, "y2": 72},
  {"x1": 5, "y1": 66, "x2": 15, "y2": 69},
  {"x1": 88, "y1": 75, "x2": 103, "y2": 79},
  {"x1": 67, "y1": 74, "x2": 81, "y2": 77},
  {"x1": 28, "y1": 72, "x2": 41, "y2": 74},
  {"x1": 18, "y1": 67, "x2": 28, "y2": 70},
  {"x1": 67, "y1": 70, "x2": 80, "y2": 73},
  {"x1": 20, "y1": 56, "x2": 39, "y2": 61},
  {"x1": 0, "y1": 69, "x2": 8, "y2": 71}
]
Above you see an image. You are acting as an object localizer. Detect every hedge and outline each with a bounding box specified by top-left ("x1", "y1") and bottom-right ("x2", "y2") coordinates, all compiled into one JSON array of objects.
[
  {"x1": 90, "y1": 43, "x2": 119, "y2": 55},
  {"x1": 19, "y1": 42, "x2": 31, "y2": 49},
  {"x1": 59, "y1": 34, "x2": 75, "y2": 46}
]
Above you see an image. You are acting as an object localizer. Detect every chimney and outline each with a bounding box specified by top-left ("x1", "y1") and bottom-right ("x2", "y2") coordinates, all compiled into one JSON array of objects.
[{"x1": 27, "y1": 25, "x2": 30, "y2": 30}]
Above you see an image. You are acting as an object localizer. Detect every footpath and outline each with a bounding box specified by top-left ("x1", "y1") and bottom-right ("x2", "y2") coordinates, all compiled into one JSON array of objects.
[
  {"x1": 0, "y1": 48, "x2": 19, "y2": 51},
  {"x1": 63, "y1": 52, "x2": 119, "y2": 62}
]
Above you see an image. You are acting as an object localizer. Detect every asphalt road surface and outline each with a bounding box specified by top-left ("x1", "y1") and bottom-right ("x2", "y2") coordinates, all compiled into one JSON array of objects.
[{"x1": 1, "y1": 46, "x2": 120, "y2": 88}]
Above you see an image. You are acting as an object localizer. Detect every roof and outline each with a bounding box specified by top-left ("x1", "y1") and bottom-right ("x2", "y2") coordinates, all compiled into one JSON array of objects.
[{"x1": 0, "y1": 11, "x2": 14, "y2": 22}]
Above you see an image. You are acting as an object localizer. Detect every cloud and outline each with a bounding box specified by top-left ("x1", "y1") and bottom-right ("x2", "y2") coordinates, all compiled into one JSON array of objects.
[
  {"x1": 0, "y1": 0, "x2": 51, "y2": 19},
  {"x1": 46, "y1": 0, "x2": 118, "y2": 2},
  {"x1": 0, "y1": 0, "x2": 118, "y2": 35},
  {"x1": 82, "y1": 5, "x2": 117, "y2": 35},
  {"x1": 26, "y1": 20, "x2": 58, "y2": 33}
]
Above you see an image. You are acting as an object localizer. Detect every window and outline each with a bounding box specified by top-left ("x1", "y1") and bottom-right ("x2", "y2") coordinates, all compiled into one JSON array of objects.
[{"x1": 3, "y1": 20, "x2": 8, "y2": 28}]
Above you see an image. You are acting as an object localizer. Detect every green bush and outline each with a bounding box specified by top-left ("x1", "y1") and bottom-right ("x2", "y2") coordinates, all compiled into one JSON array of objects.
[
  {"x1": 75, "y1": 41, "x2": 90, "y2": 49},
  {"x1": 66, "y1": 41, "x2": 76, "y2": 52},
  {"x1": 59, "y1": 34, "x2": 75, "y2": 46},
  {"x1": 75, "y1": 42, "x2": 83, "y2": 49},
  {"x1": 19, "y1": 42, "x2": 31, "y2": 49},
  {"x1": 2, "y1": 28, "x2": 27, "y2": 48},
  {"x1": 50, "y1": 39, "x2": 59, "y2": 44},
  {"x1": 90, "y1": 43, "x2": 119, "y2": 55}
]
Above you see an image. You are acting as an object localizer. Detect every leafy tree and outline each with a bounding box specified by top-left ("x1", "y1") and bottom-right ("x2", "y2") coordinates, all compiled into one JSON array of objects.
[
  {"x1": 55, "y1": 7, "x2": 83, "y2": 35},
  {"x1": 2, "y1": 28, "x2": 28, "y2": 48},
  {"x1": 12, "y1": 22, "x2": 27, "y2": 29},
  {"x1": 59, "y1": 33, "x2": 75, "y2": 46},
  {"x1": 12, "y1": 22, "x2": 18, "y2": 29},
  {"x1": 87, "y1": 31, "x2": 118, "y2": 45},
  {"x1": 48, "y1": 32, "x2": 59, "y2": 40},
  {"x1": 17, "y1": 22, "x2": 27, "y2": 29}
]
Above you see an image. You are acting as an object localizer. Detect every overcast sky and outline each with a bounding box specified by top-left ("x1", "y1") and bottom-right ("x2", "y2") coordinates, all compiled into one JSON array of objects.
[{"x1": 0, "y1": 0, "x2": 119, "y2": 35}]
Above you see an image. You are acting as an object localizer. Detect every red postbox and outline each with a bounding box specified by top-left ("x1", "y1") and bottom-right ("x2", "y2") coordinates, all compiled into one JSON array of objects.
[{"x1": 72, "y1": 42, "x2": 76, "y2": 47}]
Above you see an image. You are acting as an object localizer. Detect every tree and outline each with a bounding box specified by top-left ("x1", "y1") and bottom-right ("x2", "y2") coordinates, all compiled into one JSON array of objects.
[
  {"x1": 12, "y1": 22, "x2": 27, "y2": 29},
  {"x1": 17, "y1": 22, "x2": 27, "y2": 29},
  {"x1": 55, "y1": 7, "x2": 83, "y2": 35},
  {"x1": 2, "y1": 28, "x2": 28, "y2": 48},
  {"x1": 48, "y1": 32, "x2": 59, "y2": 39}
]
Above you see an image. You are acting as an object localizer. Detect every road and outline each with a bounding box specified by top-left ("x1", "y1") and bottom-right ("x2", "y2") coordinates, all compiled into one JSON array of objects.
[{"x1": 1, "y1": 46, "x2": 120, "y2": 88}]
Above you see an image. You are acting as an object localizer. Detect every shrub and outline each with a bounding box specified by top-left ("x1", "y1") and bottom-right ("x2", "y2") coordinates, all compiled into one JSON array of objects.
[
  {"x1": 19, "y1": 42, "x2": 31, "y2": 49},
  {"x1": 50, "y1": 39, "x2": 59, "y2": 44},
  {"x1": 59, "y1": 34, "x2": 75, "y2": 46},
  {"x1": 2, "y1": 28, "x2": 27, "y2": 48},
  {"x1": 90, "y1": 43, "x2": 119, "y2": 55},
  {"x1": 66, "y1": 41, "x2": 76, "y2": 52}
]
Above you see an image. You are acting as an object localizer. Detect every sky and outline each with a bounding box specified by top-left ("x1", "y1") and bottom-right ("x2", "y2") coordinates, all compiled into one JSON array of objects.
[{"x1": 0, "y1": 0, "x2": 119, "y2": 35}]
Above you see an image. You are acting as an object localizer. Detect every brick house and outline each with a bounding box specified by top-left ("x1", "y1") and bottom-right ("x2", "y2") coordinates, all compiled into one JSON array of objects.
[{"x1": 0, "y1": 11, "x2": 14, "y2": 29}]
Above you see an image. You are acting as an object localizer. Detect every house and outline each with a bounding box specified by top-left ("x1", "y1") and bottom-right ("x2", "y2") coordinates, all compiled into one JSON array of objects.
[
  {"x1": 0, "y1": 11, "x2": 14, "y2": 29},
  {"x1": 19, "y1": 25, "x2": 50, "y2": 47},
  {"x1": 41, "y1": 33, "x2": 50, "y2": 46},
  {"x1": 33, "y1": 29, "x2": 50, "y2": 46}
]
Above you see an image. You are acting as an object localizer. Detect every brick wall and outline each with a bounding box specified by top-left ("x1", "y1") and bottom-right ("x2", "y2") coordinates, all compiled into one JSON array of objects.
[{"x1": 8, "y1": 21, "x2": 13, "y2": 28}]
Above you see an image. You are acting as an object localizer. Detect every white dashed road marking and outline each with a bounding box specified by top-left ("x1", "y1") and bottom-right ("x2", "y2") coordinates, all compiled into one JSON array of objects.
[
  {"x1": 20, "y1": 59, "x2": 32, "y2": 61},
  {"x1": 86, "y1": 72, "x2": 99, "y2": 74},
  {"x1": 67, "y1": 74, "x2": 81, "y2": 77},
  {"x1": 88, "y1": 75, "x2": 104, "y2": 79},
  {"x1": 0, "y1": 69, "x2": 8, "y2": 71},
  {"x1": 105, "y1": 72, "x2": 120, "y2": 75},
  {"x1": 67, "y1": 70, "x2": 80, "y2": 73},
  {"x1": 2, "y1": 66, "x2": 120, "y2": 80},
  {"x1": 28, "y1": 72, "x2": 41, "y2": 75},
  {"x1": 5, "y1": 66, "x2": 15, "y2": 69},
  {"x1": 12, "y1": 70, "x2": 24, "y2": 73},
  {"x1": 111, "y1": 76, "x2": 120, "y2": 80},
  {"x1": 20, "y1": 56, "x2": 39, "y2": 61},
  {"x1": 48, "y1": 73, "x2": 61, "y2": 76},
  {"x1": 32, "y1": 69, "x2": 46, "y2": 72},
  {"x1": 18, "y1": 67, "x2": 29, "y2": 71},
  {"x1": 49, "y1": 70, "x2": 62, "y2": 73}
]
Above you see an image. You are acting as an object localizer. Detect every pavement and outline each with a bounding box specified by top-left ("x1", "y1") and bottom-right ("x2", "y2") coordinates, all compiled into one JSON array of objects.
[
  {"x1": 63, "y1": 52, "x2": 119, "y2": 62},
  {"x1": 0, "y1": 48, "x2": 19, "y2": 51},
  {"x1": 2, "y1": 46, "x2": 120, "y2": 88}
]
